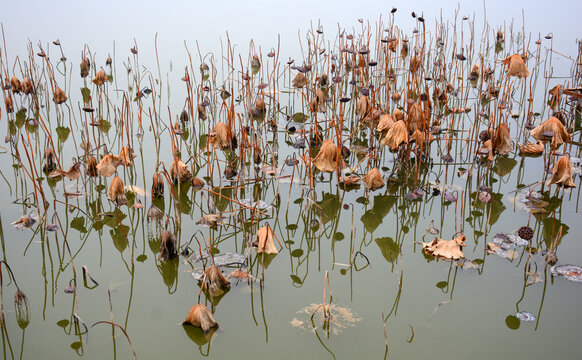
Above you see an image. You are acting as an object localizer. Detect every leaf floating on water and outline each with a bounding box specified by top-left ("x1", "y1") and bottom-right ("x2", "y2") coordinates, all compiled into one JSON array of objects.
[
  {"x1": 239, "y1": 199, "x2": 270, "y2": 210},
  {"x1": 550, "y1": 265, "x2": 582, "y2": 283},
  {"x1": 183, "y1": 304, "x2": 218, "y2": 334},
  {"x1": 293, "y1": 303, "x2": 361, "y2": 335},
  {"x1": 227, "y1": 269, "x2": 253, "y2": 281},
  {"x1": 196, "y1": 214, "x2": 226, "y2": 227},
  {"x1": 423, "y1": 235, "x2": 466, "y2": 260},
  {"x1": 516, "y1": 311, "x2": 536, "y2": 322},
  {"x1": 12, "y1": 213, "x2": 39, "y2": 230}
]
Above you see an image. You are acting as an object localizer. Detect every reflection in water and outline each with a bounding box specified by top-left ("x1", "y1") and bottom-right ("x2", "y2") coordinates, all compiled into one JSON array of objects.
[{"x1": 0, "y1": 5, "x2": 580, "y2": 359}]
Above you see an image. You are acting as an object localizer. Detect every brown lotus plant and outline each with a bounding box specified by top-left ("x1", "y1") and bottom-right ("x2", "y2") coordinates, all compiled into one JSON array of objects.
[
  {"x1": 227, "y1": 269, "x2": 253, "y2": 281},
  {"x1": 478, "y1": 139, "x2": 495, "y2": 161},
  {"x1": 108, "y1": 176, "x2": 128, "y2": 206},
  {"x1": 313, "y1": 139, "x2": 345, "y2": 173},
  {"x1": 363, "y1": 168, "x2": 385, "y2": 191},
  {"x1": 376, "y1": 114, "x2": 395, "y2": 133},
  {"x1": 152, "y1": 171, "x2": 165, "y2": 198},
  {"x1": 356, "y1": 95, "x2": 370, "y2": 121},
  {"x1": 392, "y1": 108, "x2": 404, "y2": 121},
  {"x1": 183, "y1": 304, "x2": 218, "y2": 333},
  {"x1": 502, "y1": 54, "x2": 529, "y2": 77},
  {"x1": 292, "y1": 72, "x2": 308, "y2": 88},
  {"x1": 169, "y1": 157, "x2": 192, "y2": 184},
  {"x1": 50, "y1": 162, "x2": 81, "y2": 180},
  {"x1": 210, "y1": 121, "x2": 234, "y2": 150},
  {"x1": 192, "y1": 177, "x2": 205, "y2": 189},
  {"x1": 548, "y1": 84, "x2": 562, "y2": 110},
  {"x1": 547, "y1": 155, "x2": 576, "y2": 188},
  {"x1": 80, "y1": 57, "x2": 90, "y2": 78},
  {"x1": 530, "y1": 116, "x2": 569, "y2": 147},
  {"x1": 410, "y1": 129, "x2": 434, "y2": 147},
  {"x1": 423, "y1": 235, "x2": 466, "y2": 260},
  {"x1": 159, "y1": 229, "x2": 177, "y2": 260},
  {"x1": 493, "y1": 123, "x2": 512, "y2": 155},
  {"x1": 381, "y1": 120, "x2": 408, "y2": 150},
  {"x1": 10, "y1": 76, "x2": 21, "y2": 93},
  {"x1": 5, "y1": 95, "x2": 14, "y2": 113},
  {"x1": 470, "y1": 63, "x2": 480, "y2": 78},
  {"x1": 339, "y1": 175, "x2": 361, "y2": 186},
  {"x1": 197, "y1": 103, "x2": 207, "y2": 120},
  {"x1": 53, "y1": 86, "x2": 68, "y2": 104},
  {"x1": 256, "y1": 225, "x2": 278, "y2": 254},
  {"x1": 92, "y1": 69, "x2": 108, "y2": 85},
  {"x1": 204, "y1": 265, "x2": 231, "y2": 294},
  {"x1": 86, "y1": 156, "x2": 98, "y2": 177},
  {"x1": 118, "y1": 146, "x2": 136, "y2": 166},
  {"x1": 43, "y1": 147, "x2": 58, "y2": 173},
  {"x1": 408, "y1": 102, "x2": 425, "y2": 131},
  {"x1": 96, "y1": 154, "x2": 121, "y2": 177},
  {"x1": 309, "y1": 89, "x2": 326, "y2": 113},
  {"x1": 518, "y1": 141, "x2": 544, "y2": 155}
]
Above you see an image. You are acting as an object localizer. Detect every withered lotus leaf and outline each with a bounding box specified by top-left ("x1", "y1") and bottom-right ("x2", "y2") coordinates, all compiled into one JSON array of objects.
[
  {"x1": 478, "y1": 139, "x2": 495, "y2": 161},
  {"x1": 313, "y1": 139, "x2": 345, "y2": 173},
  {"x1": 518, "y1": 141, "x2": 544, "y2": 155},
  {"x1": 97, "y1": 154, "x2": 121, "y2": 177},
  {"x1": 363, "y1": 167, "x2": 385, "y2": 191},
  {"x1": 392, "y1": 108, "x2": 404, "y2": 121},
  {"x1": 192, "y1": 177, "x2": 205, "y2": 189},
  {"x1": 530, "y1": 116, "x2": 569, "y2": 146},
  {"x1": 53, "y1": 86, "x2": 68, "y2": 104},
  {"x1": 227, "y1": 269, "x2": 253, "y2": 280},
  {"x1": 169, "y1": 158, "x2": 192, "y2": 184},
  {"x1": 410, "y1": 129, "x2": 434, "y2": 145},
  {"x1": 80, "y1": 57, "x2": 90, "y2": 78},
  {"x1": 409, "y1": 55, "x2": 421, "y2": 74},
  {"x1": 376, "y1": 114, "x2": 395, "y2": 133},
  {"x1": 548, "y1": 84, "x2": 562, "y2": 109},
  {"x1": 339, "y1": 174, "x2": 361, "y2": 186},
  {"x1": 309, "y1": 89, "x2": 326, "y2": 113},
  {"x1": 494, "y1": 123, "x2": 512, "y2": 155},
  {"x1": 470, "y1": 63, "x2": 480, "y2": 77},
  {"x1": 10, "y1": 76, "x2": 21, "y2": 93},
  {"x1": 43, "y1": 147, "x2": 58, "y2": 173},
  {"x1": 204, "y1": 265, "x2": 231, "y2": 294},
  {"x1": 108, "y1": 176, "x2": 128, "y2": 206},
  {"x1": 64, "y1": 162, "x2": 81, "y2": 180},
  {"x1": 381, "y1": 120, "x2": 408, "y2": 150},
  {"x1": 21, "y1": 78, "x2": 33, "y2": 94},
  {"x1": 183, "y1": 304, "x2": 218, "y2": 333},
  {"x1": 197, "y1": 103, "x2": 207, "y2": 120},
  {"x1": 118, "y1": 146, "x2": 136, "y2": 166},
  {"x1": 423, "y1": 235, "x2": 466, "y2": 260},
  {"x1": 151, "y1": 172, "x2": 164, "y2": 198},
  {"x1": 356, "y1": 95, "x2": 370, "y2": 121},
  {"x1": 92, "y1": 69, "x2": 108, "y2": 86},
  {"x1": 86, "y1": 156, "x2": 98, "y2": 177},
  {"x1": 159, "y1": 229, "x2": 177, "y2": 260},
  {"x1": 502, "y1": 54, "x2": 529, "y2": 77},
  {"x1": 408, "y1": 103, "x2": 425, "y2": 131},
  {"x1": 210, "y1": 121, "x2": 233, "y2": 150},
  {"x1": 256, "y1": 225, "x2": 278, "y2": 254},
  {"x1": 196, "y1": 214, "x2": 226, "y2": 227},
  {"x1": 146, "y1": 205, "x2": 163, "y2": 223},
  {"x1": 5, "y1": 95, "x2": 14, "y2": 113},
  {"x1": 388, "y1": 38, "x2": 398, "y2": 52},
  {"x1": 292, "y1": 72, "x2": 308, "y2": 88},
  {"x1": 547, "y1": 155, "x2": 576, "y2": 188}
]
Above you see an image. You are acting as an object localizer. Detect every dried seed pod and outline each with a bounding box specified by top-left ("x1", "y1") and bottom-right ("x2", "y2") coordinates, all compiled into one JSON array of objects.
[
  {"x1": 179, "y1": 110, "x2": 189, "y2": 124},
  {"x1": 518, "y1": 226, "x2": 534, "y2": 241},
  {"x1": 5, "y1": 95, "x2": 14, "y2": 113},
  {"x1": 197, "y1": 103, "x2": 207, "y2": 120},
  {"x1": 20, "y1": 78, "x2": 34, "y2": 94},
  {"x1": 14, "y1": 290, "x2": 30, "y2": 329}
]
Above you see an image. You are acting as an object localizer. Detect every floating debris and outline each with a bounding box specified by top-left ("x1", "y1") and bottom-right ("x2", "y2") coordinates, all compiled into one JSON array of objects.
[
  {"x1": 516, "y1": 311, "x2": 536, "y2": 322},
  {"x1": 550, "y1": 265, "x2": 582, "y2": 283}
]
